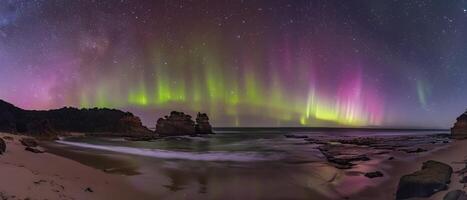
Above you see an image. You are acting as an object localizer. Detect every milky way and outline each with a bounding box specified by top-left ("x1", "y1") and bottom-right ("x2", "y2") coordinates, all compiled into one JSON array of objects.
[{"x1": 1, "y1": 0, "x2": 467, "y2": 128}]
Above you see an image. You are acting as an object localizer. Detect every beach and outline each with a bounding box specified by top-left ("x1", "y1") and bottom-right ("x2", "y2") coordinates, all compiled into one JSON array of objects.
[
  {"x1": 0, "y1": 130, "x2": 465, "y2": 200},
  {"x1": 0, "y1": 132, "x2": 151, "y2": 200}
]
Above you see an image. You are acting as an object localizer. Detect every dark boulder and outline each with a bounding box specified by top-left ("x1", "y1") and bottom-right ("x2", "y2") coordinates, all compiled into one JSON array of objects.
[
  {"x1": 364, "y1": 171, "x2": 384, "y2": 178},
  {"x1": 396, "y1": 160, "x2": 453, "y2": 199},
  {"x1": 444, "y1": 190, "x2": 467, "y2": 200},
  {"x1": 195, "y1": 113, "x2": 213, "y2": 134},
  {"x1": 0, "y1": 138, "x2": 5, "y2": 154}
]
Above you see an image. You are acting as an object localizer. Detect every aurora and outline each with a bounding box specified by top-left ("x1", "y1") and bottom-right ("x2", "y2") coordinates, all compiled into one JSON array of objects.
[{"x1": 0, "y1": 0, "x2": 464, "y2": 128}]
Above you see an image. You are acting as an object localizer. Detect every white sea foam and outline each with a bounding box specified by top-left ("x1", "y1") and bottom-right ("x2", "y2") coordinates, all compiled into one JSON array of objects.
[{"x1": 57, "y1": 141, "x2": 281, "y2": 162}]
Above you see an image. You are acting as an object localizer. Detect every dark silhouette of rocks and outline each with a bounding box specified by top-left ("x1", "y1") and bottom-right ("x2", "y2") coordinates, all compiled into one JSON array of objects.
[
  {"x1": 25, "y1": 146, "x2": 44, "y2": 153},
  {"x1": 0, "y1": 138, "x2": 5, "y2": 154},
  {"x1": 20, "y1": 138, "x2": 38, "y2": 147},
  {"x1": 444, "y1": 190, "x2": 467, "y2": 200},
  {"x1": 195, "y1": 113, "x2": 213, "y2": 134},
  {"x1": 396, "y1": 160, "x2": 453, "y2": 199},
  {"x1": 155, "y1": 111, "x2": 196, "y2": 136},
  {"x1": 0, "y1": 99, "x2": 152, "y2": 138},
  {"x1": 451, "y1": 111, "x2": 467, "y2": 138},
  {"x1": 155, "y1": 111, "x2": 214, "y2": 136}
]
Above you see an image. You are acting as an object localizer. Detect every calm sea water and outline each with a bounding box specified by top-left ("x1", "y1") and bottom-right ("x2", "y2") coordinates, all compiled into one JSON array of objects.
[{"x1": 49, "y1": 128, "x2": 449, "y2": 200}]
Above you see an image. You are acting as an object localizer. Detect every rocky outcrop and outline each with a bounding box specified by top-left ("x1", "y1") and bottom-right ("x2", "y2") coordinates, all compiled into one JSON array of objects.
[
  {"x1": 195, "y1": 113, "x2": 213, "y2": 134},
  {"x1": 0, "y1": 99, "x2": 152, "y2": 137},
  {"x1": 396, "y1": 160, "x2": 453, "y2": 199},
  {"x1": 451, "y1": 111, "x2": 467, "y2": 138},
  {"x1": 155, "y1": 111, "x2": 214, "y2": 136},
  {"x1": 0, "y1": 138, "x2": 5, "y2": 154},
  {"x1": 444, "y1": 190, "x2": 467, "y2": 200},
  {"x1": 155, "y1": 111, "x2": 196, "y2": 136}
]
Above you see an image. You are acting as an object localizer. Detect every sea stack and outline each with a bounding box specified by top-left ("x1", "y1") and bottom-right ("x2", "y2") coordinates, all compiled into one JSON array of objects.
[
  {"x1": 155, "y1": 111, "x2": 214, "y2": 136},
  {"x1": 451, "y1": 111, "x2": 467, "y2": 138},
  {"x1": 195, "y1": 112, "x2": 213, "y2": 134}
]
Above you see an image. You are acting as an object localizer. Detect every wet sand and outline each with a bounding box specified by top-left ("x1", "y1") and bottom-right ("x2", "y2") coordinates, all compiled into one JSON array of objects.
[{"x1": 0, "y1": 132, "x2": 152, "y2": 200}]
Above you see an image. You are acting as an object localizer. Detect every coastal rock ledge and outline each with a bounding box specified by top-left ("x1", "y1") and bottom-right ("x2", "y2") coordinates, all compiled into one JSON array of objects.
[{"x1": 451, "y1": 111, "x2": 467, "y2": 138}]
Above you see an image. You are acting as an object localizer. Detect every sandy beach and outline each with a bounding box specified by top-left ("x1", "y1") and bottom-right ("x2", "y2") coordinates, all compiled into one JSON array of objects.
[
  {"x1": 0, "y1": 131, "x2": 466, "y2": 200},
  {"x1": 0, "y1": 132, "x2": 152, "y2": 200}
]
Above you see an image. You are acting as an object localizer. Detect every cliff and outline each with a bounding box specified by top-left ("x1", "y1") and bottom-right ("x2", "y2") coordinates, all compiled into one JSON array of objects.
[
  {"x1": 451, "y1": 111, "x2": 467, "y2": 138},
  {"x1": 0, "y1": 99, "x2": 152, "y2": 137}
]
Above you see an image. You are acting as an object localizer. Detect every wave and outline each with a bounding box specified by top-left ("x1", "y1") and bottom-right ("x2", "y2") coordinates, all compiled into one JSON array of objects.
[{"x1": 56, "y1": 141, "x2": 282, "y2": 162}]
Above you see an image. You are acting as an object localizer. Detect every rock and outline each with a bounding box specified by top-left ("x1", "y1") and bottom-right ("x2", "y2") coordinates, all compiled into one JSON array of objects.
[
  {"x1": 388, "y1": 156, "x2": 395, "y2": 160},
  {"x1": 396, "y1": 160, "x2": 453, "y2": 199},
  {"x1": 0, "y1": 138, "x2": 5, "y2": 154},
  {"x1": 444, "y1": 190, "x2": 467, "y2": 200},
  {"x1": 284, "y1": 134, "x2": 309, "y2": 139},
  {"x1": 364, "y1": 171, "x2": 384, "y2": 178},
  {"x1": 155, "y1": 111, "x2": 214, "y2": 136},
  {"x1": 25, "y1": 147, "x2": 44, "y2": 153},
  {"x1": 451, "y1": 111, "x2": 467, "y2": 138},
  {"x1": 0, "y1": 99, "x2": 152, "y2": 136},
  {"x1": 155, "y1": 111, "x2": 196, "y2": 136},
  {"x1": 195, "y1": 113, "x2": 213, "y2": 134},
  {"x1": 20, "y1": 138, "x2": 38, "y2": 147},
  {"x1": 85, "y1": 187, "x2": 93, "y2": 192}
]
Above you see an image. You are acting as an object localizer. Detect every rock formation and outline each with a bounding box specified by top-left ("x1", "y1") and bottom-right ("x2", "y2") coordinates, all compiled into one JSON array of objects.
[
  {"x1": 156, "y1": 111, "x2": 214, "y2": 136},
  {"x1": 396, "y1": 160, "x2": 453, "y2": 199},
  {"x1": 444, "y1": 190, "x2": 467, "y2": 200},
  {"x1": 0, "y1": 99, "x2": 152, "y2": 137},
  {"x1": 451, "y1": 111, "x2": 467, "y2": 138},
  {"x1": 155, "y1": 111, "x2": 196, "y2": 136},
  {"x1": 195, "y1": 112, "x2": 213, "y2": 134},
  {"x1": 0, "y1": 138, "x2": 5, "y2": 154}
]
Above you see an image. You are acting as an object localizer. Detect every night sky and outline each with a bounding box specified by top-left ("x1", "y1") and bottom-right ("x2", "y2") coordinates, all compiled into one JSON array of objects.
[{"x1": 0, "y1": 0, "x2": 466, "y2": 128}]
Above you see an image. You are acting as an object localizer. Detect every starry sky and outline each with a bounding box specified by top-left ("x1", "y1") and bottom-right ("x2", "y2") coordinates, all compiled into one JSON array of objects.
[{"x1": 0, "y1": 0, "x2": 466, "y2": 128}]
